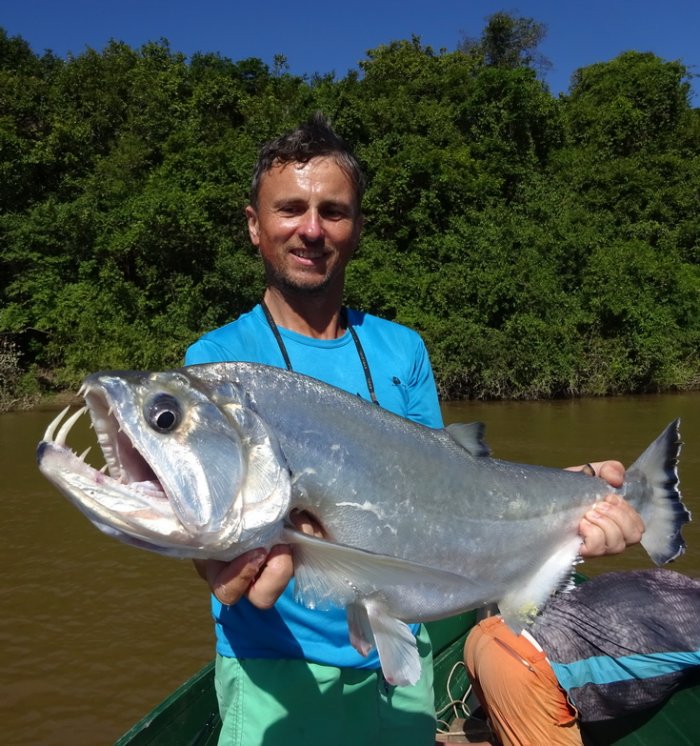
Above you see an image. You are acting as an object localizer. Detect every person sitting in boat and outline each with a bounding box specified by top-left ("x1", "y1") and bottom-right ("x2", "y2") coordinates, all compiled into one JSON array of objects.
[{"x1": 464, "y1": 568, "x2": 700, "y2": 746}]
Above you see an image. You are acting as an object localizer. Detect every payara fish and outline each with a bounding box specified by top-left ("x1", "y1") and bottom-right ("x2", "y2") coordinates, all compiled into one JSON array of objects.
[{"x1": 37, "y1": 363, "x2": 690, "y2": 686}]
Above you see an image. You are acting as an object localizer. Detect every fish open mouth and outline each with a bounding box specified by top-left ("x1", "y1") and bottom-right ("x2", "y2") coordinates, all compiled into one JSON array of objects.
[
  {"x1": 40, "y1": 401, "x2": 165, "y2": 498},
  {"x1": 36, "y1": 389, "x2": 186, "y2": 543}
]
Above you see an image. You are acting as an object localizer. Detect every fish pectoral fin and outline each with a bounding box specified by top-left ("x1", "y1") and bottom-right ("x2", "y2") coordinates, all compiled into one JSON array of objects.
[
  {"x1": 284, "y1": 528, "x2": 466, "y2": 612},
  {"x1": 347, "y1": 599, "x2": 421, "y2": 686}
]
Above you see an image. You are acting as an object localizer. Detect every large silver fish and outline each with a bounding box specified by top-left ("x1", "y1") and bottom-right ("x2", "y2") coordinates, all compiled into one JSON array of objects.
[{"x1": 37, "y1": 363, "x2": 690, "y2": 685}]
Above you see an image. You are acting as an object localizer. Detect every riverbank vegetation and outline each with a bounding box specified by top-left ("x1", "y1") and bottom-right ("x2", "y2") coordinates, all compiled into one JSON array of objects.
[{"x1": 1, "y1": 13, "x2": 699, "y2": 408}]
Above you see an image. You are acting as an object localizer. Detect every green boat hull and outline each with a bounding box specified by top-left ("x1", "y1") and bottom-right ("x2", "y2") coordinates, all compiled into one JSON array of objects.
[{"x1": 115, "y1": 608, "x2": 700, "y2": 745}]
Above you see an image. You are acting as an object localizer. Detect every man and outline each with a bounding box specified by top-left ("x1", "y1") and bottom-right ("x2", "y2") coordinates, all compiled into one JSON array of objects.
[{"x1": 185, "y1": 113, "x2": 643, "y2": 745}]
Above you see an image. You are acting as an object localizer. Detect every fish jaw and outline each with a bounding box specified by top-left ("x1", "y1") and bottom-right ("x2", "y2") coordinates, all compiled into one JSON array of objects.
[
  {"x1": 37, "y1": 437, "x2": 212, "y2": 554},
  {"x1": 37, "y1": 370, "x2": 293, "y2": 559}
]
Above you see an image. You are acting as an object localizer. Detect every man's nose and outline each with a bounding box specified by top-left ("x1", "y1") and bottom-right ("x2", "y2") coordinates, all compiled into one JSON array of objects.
[{"x1": 299, "y1": 210, "x2": 323, "y2": 241}]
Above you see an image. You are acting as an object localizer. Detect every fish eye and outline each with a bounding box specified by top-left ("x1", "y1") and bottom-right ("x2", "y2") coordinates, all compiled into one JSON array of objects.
[{"x1": 145, "y1": 394, "x2": 182, "y2": 433}]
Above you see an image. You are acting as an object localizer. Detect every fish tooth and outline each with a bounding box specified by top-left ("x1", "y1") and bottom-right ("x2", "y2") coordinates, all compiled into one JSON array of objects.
[
  {"x1": 79, "y1": 447, "x2": 91, "y2": 462},
  {"x1": 55, "y1": 406, "x2": 87, "y2": 446},
  {"x1": 99, "y1": 464, "x2": 108, "y2": 474},
  {"x1": 43, "y1": 406, "x2": 71, "y2": 442}
]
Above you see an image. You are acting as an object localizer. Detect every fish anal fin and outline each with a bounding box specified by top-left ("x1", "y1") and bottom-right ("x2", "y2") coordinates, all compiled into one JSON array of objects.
[{"x1": 499, "y1": 536, "x2": 581, "y2": 630}]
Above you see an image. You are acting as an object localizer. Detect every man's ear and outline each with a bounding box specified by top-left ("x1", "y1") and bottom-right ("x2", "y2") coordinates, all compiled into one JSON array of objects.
[{"x1": 245, "y1": 205, "x2": 260, "y2": 245}]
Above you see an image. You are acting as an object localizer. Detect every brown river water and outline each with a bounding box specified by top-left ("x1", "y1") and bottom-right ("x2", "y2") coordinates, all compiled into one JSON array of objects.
[{"x1": 3, "y1": 392, "x2": 699, "y2": 745}]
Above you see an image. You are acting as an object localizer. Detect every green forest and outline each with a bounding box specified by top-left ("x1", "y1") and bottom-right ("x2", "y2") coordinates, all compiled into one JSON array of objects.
[{"x1": 1, "y1": 13, "x2": 699, "y2": 408}]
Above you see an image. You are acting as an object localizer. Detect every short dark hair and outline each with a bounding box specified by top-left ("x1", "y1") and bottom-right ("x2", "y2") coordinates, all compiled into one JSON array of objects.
[{"x1": 249, "y1": 112, "x2": 365, "y2": 210}]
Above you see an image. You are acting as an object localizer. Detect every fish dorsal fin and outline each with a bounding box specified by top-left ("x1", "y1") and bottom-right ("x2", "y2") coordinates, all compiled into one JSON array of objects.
[{"x1": 446, "y1": 421, "x2": 490, "y2": 457}]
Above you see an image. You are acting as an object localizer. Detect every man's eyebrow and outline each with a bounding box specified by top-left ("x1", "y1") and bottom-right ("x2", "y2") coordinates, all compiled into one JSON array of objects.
[
  {"x1": 320, "y1": 199, "x2": 353, "y2": 210},
  {"x1": 271, "y1": 197, "x2": 305, "y2": 209},
  {"x1": 272, "y1": 197, "x2": 354, "y2": 211}
]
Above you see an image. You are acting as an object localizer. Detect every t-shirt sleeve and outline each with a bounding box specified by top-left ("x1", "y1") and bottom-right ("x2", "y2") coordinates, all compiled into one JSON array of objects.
[
  {"x1": 184, "y1": 338, "x2": 234, "y2": 366},
  {"x1": 406, "y1": 338, "x2": 443, "y2": 429}
]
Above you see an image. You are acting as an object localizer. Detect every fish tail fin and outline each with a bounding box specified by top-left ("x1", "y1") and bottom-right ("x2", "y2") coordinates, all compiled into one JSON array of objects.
[{"x1": 626, "y1": 418, "x2": 690, "y2": 565}]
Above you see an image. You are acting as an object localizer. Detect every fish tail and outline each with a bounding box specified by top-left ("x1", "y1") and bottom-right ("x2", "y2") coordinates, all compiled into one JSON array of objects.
[{"x1": 626, "y1": 418, "x2": 690, "y2": 565}]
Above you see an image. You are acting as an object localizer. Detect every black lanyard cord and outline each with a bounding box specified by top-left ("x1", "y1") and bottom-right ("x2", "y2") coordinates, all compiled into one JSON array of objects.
[
  {"x1": 260, "y1": 299, "x2": 293, "y2": 372},
  {"x1": 344, "y1": 314, "x2": 379, "y2": 405},
  {"x1": 260, "y1": 300, "x2": 379, "y2": 405}
]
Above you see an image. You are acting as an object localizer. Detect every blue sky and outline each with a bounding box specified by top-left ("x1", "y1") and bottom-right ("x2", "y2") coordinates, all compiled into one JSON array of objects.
[{"x1": 3, "y1": 1, "x2": 698, "y2": 101}]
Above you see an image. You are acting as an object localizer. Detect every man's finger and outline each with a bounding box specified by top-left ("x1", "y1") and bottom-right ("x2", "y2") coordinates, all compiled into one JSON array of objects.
[
  {"x1": 247, "y1": 544, "x2": 294, "y2": 609},
  {"x1": 207, "y1": 549, "x2": 268, "y2": 606}
]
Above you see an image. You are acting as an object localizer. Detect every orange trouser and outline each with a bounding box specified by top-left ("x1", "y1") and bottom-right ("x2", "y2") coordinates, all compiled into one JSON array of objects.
[{"x1": 464, "y1": 616, "x2": 581, "y2": 746}]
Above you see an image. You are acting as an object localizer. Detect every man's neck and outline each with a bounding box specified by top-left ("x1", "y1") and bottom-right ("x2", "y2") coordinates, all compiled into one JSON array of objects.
[{"x1": 262, "y1": 288, "x2": 346, "y2": 340}]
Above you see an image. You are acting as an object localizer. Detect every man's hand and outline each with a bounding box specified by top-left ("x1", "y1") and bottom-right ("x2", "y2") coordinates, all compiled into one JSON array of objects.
[
  {"x1": 193, "y1": 510, "x2": 324, "y2": 608},
  {"x1": 567, "y1": 460, "x2": 645, "y2": 558}
]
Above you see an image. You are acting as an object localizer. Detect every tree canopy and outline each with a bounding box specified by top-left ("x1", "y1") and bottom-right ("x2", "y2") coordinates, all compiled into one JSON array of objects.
[{"x1": 1, "y1": 14, "x2": 698, "y2": 407}]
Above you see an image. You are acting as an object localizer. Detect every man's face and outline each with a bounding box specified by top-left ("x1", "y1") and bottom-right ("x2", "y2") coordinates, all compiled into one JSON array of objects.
[{"x1": 245, "y1": 156, "x2": 363, "y2": 296}]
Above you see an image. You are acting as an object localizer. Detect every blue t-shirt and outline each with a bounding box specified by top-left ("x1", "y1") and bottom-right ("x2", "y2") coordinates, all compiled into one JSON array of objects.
[{"x1": 185, "y1": 304, "x2": 443, "y2": 668}]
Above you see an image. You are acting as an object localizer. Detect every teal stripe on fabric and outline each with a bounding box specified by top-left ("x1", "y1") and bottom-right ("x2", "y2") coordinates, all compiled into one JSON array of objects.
[{"x1": 552, "y1": 649, "x2": 700, "y2": 692}]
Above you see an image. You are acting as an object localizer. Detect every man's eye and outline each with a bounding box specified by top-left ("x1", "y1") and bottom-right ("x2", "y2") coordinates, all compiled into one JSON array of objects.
[
  {"x1": 278, "y1": 205, "x2": 304, "y2": 216},
  {"x1": 322, "y1": 208, "x2": 348, "y2": 220}
]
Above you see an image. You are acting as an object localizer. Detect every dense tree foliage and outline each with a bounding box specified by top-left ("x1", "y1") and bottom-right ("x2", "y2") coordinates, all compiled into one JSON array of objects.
[{"x1": 1, "y1": 15, "x2": 698, "y2": 406}]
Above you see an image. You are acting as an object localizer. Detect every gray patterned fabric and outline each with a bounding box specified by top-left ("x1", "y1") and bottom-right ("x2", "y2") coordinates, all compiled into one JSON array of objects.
[{"x1": 531, "y1": 569, "x2": 700, "y2": 722}]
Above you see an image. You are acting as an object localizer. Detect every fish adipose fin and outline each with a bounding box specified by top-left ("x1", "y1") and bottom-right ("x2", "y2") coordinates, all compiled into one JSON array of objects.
[
  {"x1": 285, "y1": 529, "x2": 469, "y2": 685},
  {"x1": 626, "y1": 418, "x2": 690, "y2": 564}
]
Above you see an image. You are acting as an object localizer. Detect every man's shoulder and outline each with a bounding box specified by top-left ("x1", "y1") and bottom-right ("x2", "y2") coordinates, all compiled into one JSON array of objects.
[
  {"x1": 348, "y1": 309, "x2": 426, "y2": 347},
  {"x1": 203, "y1": 308, "x2": 262, "y2": 341},
  {"x1": 186, "y1": 307, "x2": 263, "y2": 364}
]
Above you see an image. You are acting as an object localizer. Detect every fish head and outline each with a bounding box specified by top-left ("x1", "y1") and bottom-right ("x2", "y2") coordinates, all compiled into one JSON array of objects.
[{"x1": 37, "y1": 369, "x2": 292, "y2": 559}]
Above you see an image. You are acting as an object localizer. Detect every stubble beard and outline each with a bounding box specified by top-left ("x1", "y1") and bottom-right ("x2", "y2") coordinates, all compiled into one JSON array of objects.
[
  {"x1": 264, "y1": 264, "x2": 338, "y2": 298},
  {"x1": 263, "y1": 246, "x2": 346, "y2": 298}
]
